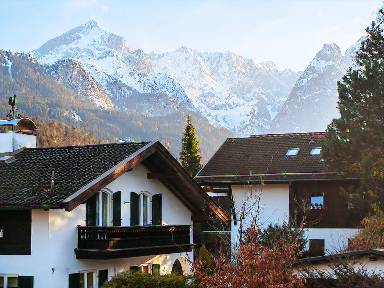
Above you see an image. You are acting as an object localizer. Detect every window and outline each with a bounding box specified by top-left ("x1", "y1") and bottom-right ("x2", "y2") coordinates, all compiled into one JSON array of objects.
[
  {"x1": 141, "y1": 265, "x2": 149, "y2": 274},
  {"x1": 79, "y1": 271, "x2": 96, "y2": 288},
  {"x1": 130, "y1": 192, "x2": 162, "y2": 226},
  {"x1": 0, "y1": 275, "x2": 18, "y2": 288},
  {"x1": 308, "y1": 239, "x2": 325, "y2": 256},
  {"x1": 310, "y1": 195, "x2": 324, "y2": 209},
  {"x1": 86, "y1": 190, "x2": 119, "y2": 227},
  {"x1": 142, "y1": 194, "x2": 149, "y2": 226},
  {"x1": 151, "y1": 264, "x2": 160, "y2": 276},
  {"x1": 348, "y1": 193, "x2": 359, "y2": 209},
  {"x1": 286, "y1": 148, "x2": 300, "y2": 157},
  {"x1": 310, "y1": 147, "x2": 322, "y2": 156},
  {"x1": 70, "y1": 271, "x2": 106, "y2": 288}
]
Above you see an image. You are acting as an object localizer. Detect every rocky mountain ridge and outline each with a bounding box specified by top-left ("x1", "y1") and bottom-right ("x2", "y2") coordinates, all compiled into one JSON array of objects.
[{"x1": 32, "y1": 20, "x2": 300, "y2": 135}]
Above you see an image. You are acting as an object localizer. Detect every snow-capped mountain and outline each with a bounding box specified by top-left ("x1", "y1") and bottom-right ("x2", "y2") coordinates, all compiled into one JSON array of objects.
[
  {"x1": 0, "y1": 49, "x2": 232, "y2": 159},
  {"x1": 269, "y1": 42, "x2": 359, "y2": 133},
  {"x1": 32, "y1": 20, "x2": 299, "y2": 135}
]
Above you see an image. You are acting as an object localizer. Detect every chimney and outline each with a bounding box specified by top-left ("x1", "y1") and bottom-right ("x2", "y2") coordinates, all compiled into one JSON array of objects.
[
  {"x1": 0, "y1": 118, "x2": 38, "y2": 153},
  {"x1": 0, "y1": 95, "x2": 38, "y2": 153}
]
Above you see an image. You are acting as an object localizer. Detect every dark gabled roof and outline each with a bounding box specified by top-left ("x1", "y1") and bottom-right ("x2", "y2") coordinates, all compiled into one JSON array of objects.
[
  {"x1": 297, "y1": 249, "x2": 384, "y2": 266},
  {"x1": 196, "y1": 132, "x2": 349, "y2": 184},
  {"x1": 0, "y1": 141, "x2": 228, "y2": 222},
  {"x1": 0, "y1": 142, "x2": 149, "y2": 208}
]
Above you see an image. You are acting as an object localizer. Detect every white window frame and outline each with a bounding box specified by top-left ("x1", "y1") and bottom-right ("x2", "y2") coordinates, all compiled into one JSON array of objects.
[
  {"x1": 310, "y1": 147, "x2": 322, "y2": 156},
  {"x1": 286, "y1": 147, "x2": 300, "y2": 157},
  {"x1": 79, "y1": 270, "x2": 97, "y2": 288},
  {"x1": 96, "y1": 189, "x2": 113, "y2": 227},
  {"x1": 139, "y1": 191, "x2": 152, "y2": 226},
  {"x1": 0, "y1": 274, "x2": 19, "y2": 288}
]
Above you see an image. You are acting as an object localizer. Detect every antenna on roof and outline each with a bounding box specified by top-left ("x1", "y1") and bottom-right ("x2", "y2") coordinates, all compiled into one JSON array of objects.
[{"x1": 50, "y1": 170, "x2": 55, "y2": 193}]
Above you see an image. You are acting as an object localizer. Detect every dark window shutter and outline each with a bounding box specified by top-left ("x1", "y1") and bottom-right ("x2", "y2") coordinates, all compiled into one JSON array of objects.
[
  {"x1": 98, "y1": 270, "x2": 108, "y2": 288},
  {"x1": 86, "y1": 194, "x2": 97, "y2": 226},
  {"x1": 113, "y1": 191, "x2": 121, "y2": 226},
  {"x1": 309, "y1": 239, "x2": 325, "y2": 256},
  {"x1": 152, "y1": 194, "x2": 162, "y2": 226},
  {"x1": 130, "y1": 192, "x2": 140, "y2": 226},
  {"x1": 19, "y1": 276, "x2": 34, "y2": 288},
  {"x1": 68, "y1": 273, "x2": 80, "y2": 288}
]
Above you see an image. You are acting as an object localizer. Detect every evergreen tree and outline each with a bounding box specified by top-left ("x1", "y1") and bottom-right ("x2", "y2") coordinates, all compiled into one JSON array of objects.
[
  {"x1": 322, "y1": 9, "x2": 384, "y2": 207},
  {"x1": 180, "y1": 116, "x2": 202, "y2": 177}
]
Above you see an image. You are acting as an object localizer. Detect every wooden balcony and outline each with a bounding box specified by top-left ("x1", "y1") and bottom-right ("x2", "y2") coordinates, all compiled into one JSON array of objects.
[{"x1": 75, "y1": 225, "x2": 192, "y2": 259}]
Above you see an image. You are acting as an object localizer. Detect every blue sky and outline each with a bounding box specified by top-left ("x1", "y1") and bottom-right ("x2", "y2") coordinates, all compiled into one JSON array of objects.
[{"x1": 0, "y1": 0, "x2": 382, "y2": 70}]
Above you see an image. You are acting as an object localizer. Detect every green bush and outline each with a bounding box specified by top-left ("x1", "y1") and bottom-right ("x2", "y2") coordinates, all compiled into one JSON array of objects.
[{"x1": 102, "y1": 272, "x2": 195, "y2": 288}]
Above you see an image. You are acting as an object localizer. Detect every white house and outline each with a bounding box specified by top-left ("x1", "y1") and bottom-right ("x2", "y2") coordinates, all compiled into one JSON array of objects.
[
  {"x1": 195, "y1": 133, "x2": 362, "y2": 256},
  {"x1": 0, "y1": 118, "x2": 227, "y2": 288}
]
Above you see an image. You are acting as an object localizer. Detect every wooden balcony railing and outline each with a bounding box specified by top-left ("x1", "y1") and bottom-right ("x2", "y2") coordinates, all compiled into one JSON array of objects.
[{"x1": 75, "y1": 225, "x2": 192, "y2": 259}]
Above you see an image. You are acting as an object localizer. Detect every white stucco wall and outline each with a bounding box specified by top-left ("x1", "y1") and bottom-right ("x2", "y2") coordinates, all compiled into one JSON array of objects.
[
  {"x1": 0, "y1": 133, "x2": 13, "y2": 153},
  {"x1": 0, "y1": 164, "x2": 193, "y2": 288},
  {"x1": 305, "y1": 228, "x2": 359, "y2": 254},
  {"x1": 0, "y1": 132, "x2": 36, "y2": 153},
  {"x1": 231, "y1": 184, "x2": 290, "y2": 248},
  {"x1": 230, "y1": 184, "x2": 359, "y2": 254}
]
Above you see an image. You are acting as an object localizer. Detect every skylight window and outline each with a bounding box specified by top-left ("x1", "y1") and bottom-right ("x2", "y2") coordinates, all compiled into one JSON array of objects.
[
  {"x1": 286, "y1": 148, "x2": 300, "y2": 157},
  {"x1": 310, "y1": 147, "x2": 322, "y2": 156}
]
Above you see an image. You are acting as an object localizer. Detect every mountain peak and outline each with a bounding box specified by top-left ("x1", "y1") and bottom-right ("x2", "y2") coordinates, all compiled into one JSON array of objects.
[
  {"x1": 82, "y1": 19, "x2": 100, "y2": 30},
  {"x1": 316, "y1": 43, "x2": 342, "y2": 60}
]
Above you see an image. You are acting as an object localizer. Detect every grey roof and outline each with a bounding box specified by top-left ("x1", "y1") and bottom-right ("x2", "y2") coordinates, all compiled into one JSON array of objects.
[{"x1": 0, "y1": 142, "x2": 149, "y2": 208}]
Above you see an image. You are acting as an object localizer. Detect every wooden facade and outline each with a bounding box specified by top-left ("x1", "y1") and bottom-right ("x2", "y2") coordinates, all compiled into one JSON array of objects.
[{"x1": 289, "y1": 180, "x2": 365, "y2": 228}]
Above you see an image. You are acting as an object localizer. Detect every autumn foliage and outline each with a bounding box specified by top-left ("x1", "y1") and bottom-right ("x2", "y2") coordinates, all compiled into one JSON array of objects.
[
  {"x1": 347, "y1": 206, "x2": 384, "y2": 251},
  {"x1": 194, "y1": 227, "x2": 304, "y2": 288}
]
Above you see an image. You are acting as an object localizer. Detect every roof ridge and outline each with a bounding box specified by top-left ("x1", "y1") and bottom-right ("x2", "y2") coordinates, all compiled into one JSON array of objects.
[
  {"x1": 225, "y1": 132, "x2": 327, "y2": 140},
  {"x1": 26, "y1": 141, "x2": 152, "y2": 151}
]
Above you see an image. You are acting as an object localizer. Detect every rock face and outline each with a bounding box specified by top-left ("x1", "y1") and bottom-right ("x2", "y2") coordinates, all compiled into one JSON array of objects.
[
  {"x1": 32, "y1": 20, "x2": 300, "y2": 135},
  {"x1": 269, "y1": 42, "x2": 359, "y2": 133}
]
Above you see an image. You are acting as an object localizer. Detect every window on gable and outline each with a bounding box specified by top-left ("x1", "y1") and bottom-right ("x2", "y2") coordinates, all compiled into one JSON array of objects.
[
  {"x1": 310, "y1": 147, "x2": 322, "y2": 156},
  {"x1": 86, "y1": 190, "x2": 113, "y2": 227},
  {"x1": 286, "y1": 148, "x2": 300, "y2": 157},
  {"x1": 310, "y1": 195, "x2": 324, "y2": 209},
  {"x1": 131, "y1": 192, "x2": 162, "y2": 226}
]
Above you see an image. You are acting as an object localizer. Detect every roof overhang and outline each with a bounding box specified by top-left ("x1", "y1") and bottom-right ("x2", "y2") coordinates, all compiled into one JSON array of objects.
[
  {"x1": 296, "y1": 249, "x2": 384, "y2": 266},
  {"x1": 195, "y1": 173, "x2": 359, "y2": 185},
  {"x1": 62, "y1": 141, "x2": 228, "y2": 223}
]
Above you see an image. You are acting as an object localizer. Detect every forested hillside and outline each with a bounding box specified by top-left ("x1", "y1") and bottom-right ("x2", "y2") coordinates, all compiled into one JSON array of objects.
[{"x1": 34, "y1": 119, "x2": 101, "y2": 148}]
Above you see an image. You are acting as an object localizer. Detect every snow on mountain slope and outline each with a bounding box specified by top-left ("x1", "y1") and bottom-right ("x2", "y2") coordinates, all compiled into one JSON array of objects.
[
  {"x1": 33, "y1": 20, "x2": 299, "y2": 135},
  {"x1": 45, "y1": 58, "x2": 114, "y2": 110},
  {"x1": 150, "y1": 48, "x2": 299, "y2": 133},
  {"x1": 269, "y1": 42, "x2": 360, "y2": 133}
]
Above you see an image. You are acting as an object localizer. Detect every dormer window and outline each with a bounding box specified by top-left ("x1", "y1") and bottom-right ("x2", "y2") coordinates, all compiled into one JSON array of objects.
[
  {"x1": 310, "y1": 147, "x2": 322, "y2": 156},
  {"x1": 286, "y1": 148, "x2": 300, "y2": 157}
]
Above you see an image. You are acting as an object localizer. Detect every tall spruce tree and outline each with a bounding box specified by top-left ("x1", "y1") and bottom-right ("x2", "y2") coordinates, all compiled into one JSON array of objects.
[
  {"x1": 322, "y1": 9, "x2": 384, "y2": 206},
  {"x1": 180, "y1": 116, "x2": 202, "y2": 177}
]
